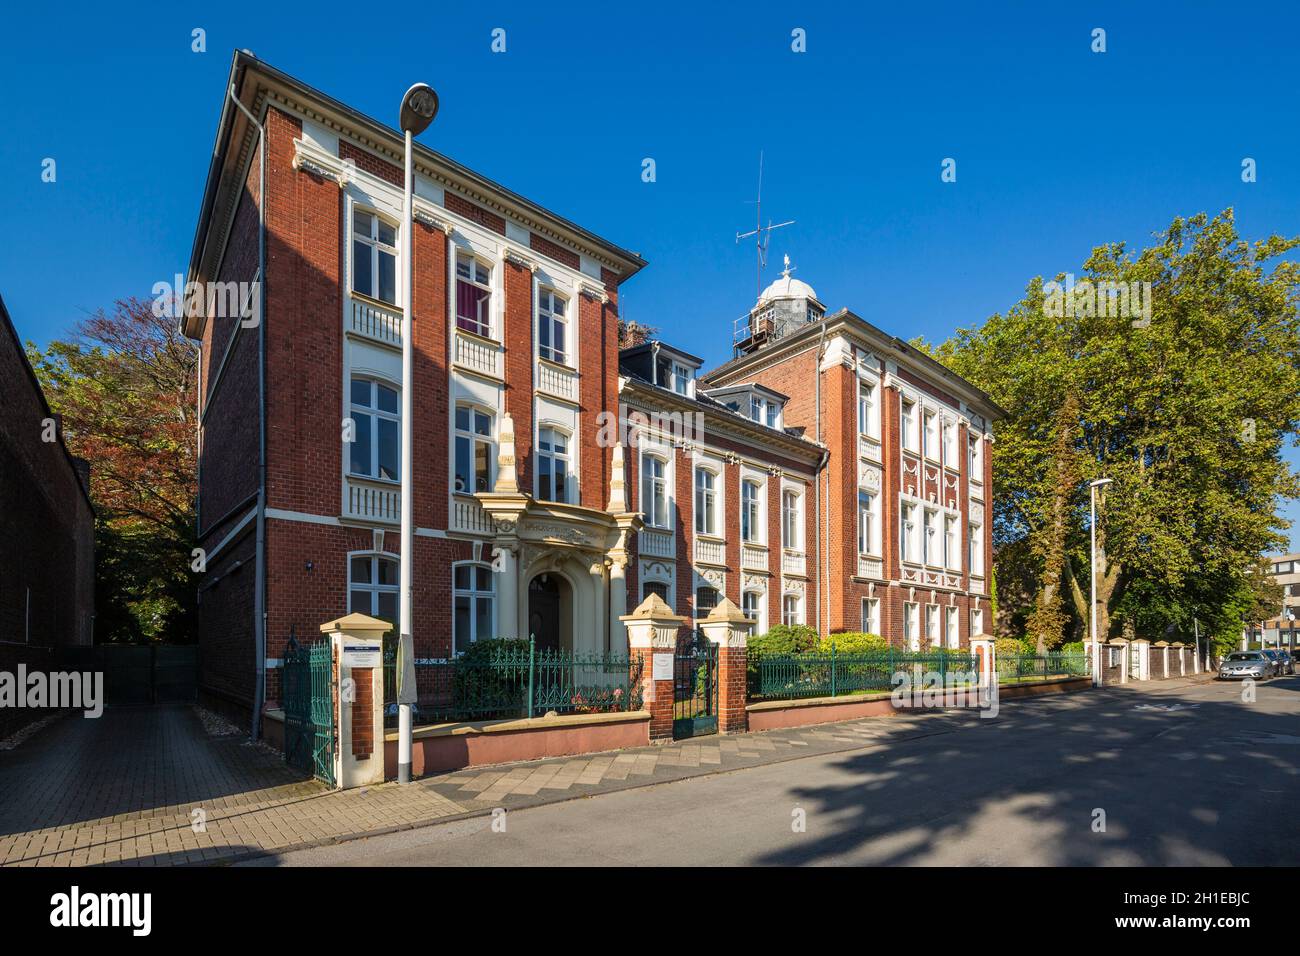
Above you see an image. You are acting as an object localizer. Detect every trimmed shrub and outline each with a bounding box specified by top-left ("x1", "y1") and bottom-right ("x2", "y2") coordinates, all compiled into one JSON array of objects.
[
  {"x1": 994, "y1": 637, "x2": 1024, "y2": 659},
  {"x1": 1061, "y1": 641, "x2": 1085, "y2": 654},
  {"x1": 749, "y1": 624, "x2": 819, "y2": 657},
  {"x1": 815, "y1": 632, "x2": 889, "y2": 655}
]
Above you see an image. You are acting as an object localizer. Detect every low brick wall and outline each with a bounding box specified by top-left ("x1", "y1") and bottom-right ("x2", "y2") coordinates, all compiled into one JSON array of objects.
[
  {"x1": 747, "y1": 692, "x2": 898, "y2": 731},
  {"x1": 997, "y1": 676, "x2": 1091, "y2": 699},
  {"x1": 383, "y1": 711, "x2": 651, "y2": 778}
]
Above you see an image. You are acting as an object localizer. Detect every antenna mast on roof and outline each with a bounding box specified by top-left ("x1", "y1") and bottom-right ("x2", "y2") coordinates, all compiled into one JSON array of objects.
[{"x1": 735, "y1": 150, "x2": 794, "y2": 299}]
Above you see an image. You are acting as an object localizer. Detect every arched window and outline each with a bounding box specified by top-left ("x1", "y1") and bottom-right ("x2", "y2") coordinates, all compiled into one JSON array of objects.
[
  {"x1": 742, "y1": 590, "x2": 764, "y2": 632},
  {"x1": 537, "y1": 425, "x2": 572, "y2": 503},
  {"x1": 349, "y1": 377, "x2": 400, "y2": 481},
  {"x1": 782, "y1": 593, "x2": 803, "y2": 626},
  {"x1": 351, "y1": 209, "x2": 398, "y2": 304},
  {"x1": 454, "y1": 403, "x2": 494, "y2": 494},
  {"x1": 349, "y1": 553, "x2": 398, "y2": 627},
  {"x1": 453, "y1": 563, "x2": 495, "y2": 653}
]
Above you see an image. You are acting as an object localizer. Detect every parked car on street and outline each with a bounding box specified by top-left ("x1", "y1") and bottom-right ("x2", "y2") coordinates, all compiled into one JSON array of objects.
[
  {"x1": 1218, "y1": 651, "x2": 1276, "y2": 680},
  {"x1": 1262, "y1": 649, "x2": 1294, "y2": 676}
]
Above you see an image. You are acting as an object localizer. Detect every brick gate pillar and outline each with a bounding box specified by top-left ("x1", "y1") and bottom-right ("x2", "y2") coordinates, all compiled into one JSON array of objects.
[
  {"x1": 620, "y1": 594, "x2": 685, "y2": 742},
  {"x1": 319, "y1": 612, "x2": 389, "y2": 789},
  {"x1": 699, "y1": 598, "x2": 753, "y2": 735},
  {"x1": 969, "y1": 635, "x2": 995, "y2": 689}
]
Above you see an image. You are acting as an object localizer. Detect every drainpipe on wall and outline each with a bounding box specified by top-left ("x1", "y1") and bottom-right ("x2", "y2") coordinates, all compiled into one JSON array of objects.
[
  {"x1": 814, "y1": 321, "x2": 828, "y2": 635},
  {"x1": 227, "y1": 81, "x2": 269, "y2": 742}
]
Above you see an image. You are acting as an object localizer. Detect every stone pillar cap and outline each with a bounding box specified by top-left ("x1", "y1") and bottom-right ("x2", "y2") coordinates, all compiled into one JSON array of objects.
[
  {"x1": 1153, "y1": 640, "x2": 1170, "y2": 647},
  {"x1": 1107, "y1": 637, "x2": 1130, "y2": 645},
  {"x1": 702, "y1": 597, "x2": 754, "y2": 625},
  {"x1": 319, "y1": 612, "x2": 393, "y2": 635},
  {"x1": 620, "y1": 593, "x2": 687, "y2": 624}
]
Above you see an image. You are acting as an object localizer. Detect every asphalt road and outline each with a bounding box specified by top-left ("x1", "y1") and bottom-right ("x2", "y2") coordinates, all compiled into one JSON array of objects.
[{"x1": 246, "y1": 675, "x2": 1300, "y2": 866}]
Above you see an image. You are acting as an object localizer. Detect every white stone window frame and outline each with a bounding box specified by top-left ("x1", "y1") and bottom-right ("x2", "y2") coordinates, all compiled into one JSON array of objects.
[
  {"x1": 925, "y1": 603, "x2": 940, "y2": 647},
  {"x1": 780, "y1": 478, "x2": 806, "y2": 553},
  {"x1": 739, "y1": 465, "x2": 767, "y2": 545},
  {"x1": 943, "y1": 513, "x2": 961, "y2": 572},
  {"x1": 782, "y1": 592, "x2": 804, "y2": 627},
  {"x1": 452, "y1": 399, "x2": 497, "y2": 497},
  {"x1": 535, "y1": 285, "x2": 570, "y2": 366},
  {"x1": 861, "y1": 596, "x2": 880, "y2": 635},
  {"x1": 903, "y1": 601, "x2": 920, "y2": 651},
  {"x1": 347, "y1": 550, "x2": 400, "y2": 623},
  {"x1": 535, "y1": 420, "x2": 575, "y2": 505},
  {"x1": 857, "y1": 376, "x2": 881, "y2": 440},
  {"x1": 639, "y1": 558, "x2": 675, "y2": 610},
  {"x1": 945, "y1": 605, "x2": 960, "y2": 648},
  {"x1": 453, "y1": 245, "x2": 497, "y2": 340},
  {"x1": 692, "y1": 452, "x2": 724, "y2": 540},
  {"x1": 451, "y1": 560, "x2": 497, "y2": 655},
  {"x1": 638, "y1": 438, "x2": 674, "y2": 531},
  {"x1": 899, "y1": 393, "x2": 920, "y2": 454},
  {"x1": 857, "y1": 489, "x2": 880, "y2": 558},
  {"x1": 347, "y1": 375, "x2": 402, "y2": 484},
  {"x1": 345, "y1": 191, "x2": 403, "y2": 309}
]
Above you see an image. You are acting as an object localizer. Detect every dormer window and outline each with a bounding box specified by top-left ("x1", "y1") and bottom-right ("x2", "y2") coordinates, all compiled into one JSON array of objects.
[{"x1": 654, "y1": 356, "x2": 694, "y2": 396}]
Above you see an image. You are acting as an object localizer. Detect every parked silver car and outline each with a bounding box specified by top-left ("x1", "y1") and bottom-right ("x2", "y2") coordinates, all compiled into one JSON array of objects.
[{"x1": 1217, "y1": 651, "x2": 1276, "y2": 680}]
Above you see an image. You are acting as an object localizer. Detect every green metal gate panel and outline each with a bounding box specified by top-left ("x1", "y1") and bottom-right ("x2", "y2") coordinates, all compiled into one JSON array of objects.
[
  {"x1": 283, "y1": 637, "x2": 336, "y2": 787},
  {"x1": 673, "y1": 630, "x2": 718, "y2": 739}
]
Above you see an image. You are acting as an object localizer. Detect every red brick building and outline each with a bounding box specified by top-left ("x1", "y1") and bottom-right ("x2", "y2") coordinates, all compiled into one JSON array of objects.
[
  {"x1": 0, "y1": 295, "x2": 95, "y2": 733},
  {"x1": 184, "y1": 53, "x2": 1000, "y2": 732}
]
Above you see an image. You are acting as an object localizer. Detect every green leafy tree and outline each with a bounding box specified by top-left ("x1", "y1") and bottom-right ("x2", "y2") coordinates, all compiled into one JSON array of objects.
[
  {"x1": 928, "y1": 210, "x2": 1300, "y2": 648},
  {"x1": 27, "y1": 297, "x2": 199, "y2": 642}
]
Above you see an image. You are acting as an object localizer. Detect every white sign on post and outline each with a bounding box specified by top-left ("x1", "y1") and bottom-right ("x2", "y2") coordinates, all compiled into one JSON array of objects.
[
  {"x1": 343, "y1": 643, "x2": 382, "y2": 668},
  {"x1": 652, "y1": 653, "x2": 674, "y2": 681}
]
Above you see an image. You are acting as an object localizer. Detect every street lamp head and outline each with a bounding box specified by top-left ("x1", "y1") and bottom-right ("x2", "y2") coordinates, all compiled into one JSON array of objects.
[
  {"x1": 399, "y1": 83, "x2": 439, "y2": 135},
  {"x1": 1090, "y1": 477, "x2": 1114, "y2": 488}
]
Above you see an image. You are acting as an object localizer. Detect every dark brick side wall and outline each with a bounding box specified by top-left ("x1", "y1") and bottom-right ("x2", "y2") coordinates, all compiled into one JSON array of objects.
[{"x1": 0, "y1": 305, "x2": 94, "y2": 652}]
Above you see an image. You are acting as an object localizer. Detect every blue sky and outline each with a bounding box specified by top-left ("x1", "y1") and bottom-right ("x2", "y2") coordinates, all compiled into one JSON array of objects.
[{"x1": 2, "y1": 1, "x2": 1297, "y2": 547}]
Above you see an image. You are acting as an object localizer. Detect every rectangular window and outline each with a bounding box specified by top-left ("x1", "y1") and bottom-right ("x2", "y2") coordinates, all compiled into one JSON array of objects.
[
  {"x1": 644, "y1": 580, "x2": 669, "y2": 604},
  {"x1": 349, "y1": 554, "x2": 399, "y2": 628},
  {"x1": 857, "y1": 492, "x2": 874, "y2": 555},
  {"x1": 900, "y1": 398, "x2": 917, "y2": 452},
  {"x1": 971, "y1": 608, "x2": 984, "y2": 637},
  {"x1": 537, "y1": 426, "x2": 570, "y2": 503},
  {"x1": 741, "y1": 479, "x2": 761, "y2": 543},
  {"x1": 694, "y1": 467, "x2": 717, "y2": 536},
  {"x1": 782, "y1": 489, "x2": 802, "y2": 550},
  {"x1": 858, "y1": 382, "x2": 878, "y2": 438},
  {"x1": 782, "y1": 593, "x2": 803, "y2": 626},
  {"x1": 946, "y1": 606, "x2": 959, "y2": 648},
  {"x1": 453, "y1": 563, "x2": 495, "y2": 653},
  {"x1": 901, "y1": 502, "x2": 917, "y2": 563},
  {"x1": 944, "y1": 514, "x2": 959, "y2": 570},
  {"x1": 455, "y1": 253, "x2": 492, "y2": 337},
  {"x1": 349, "y1": 378, "x2": 400, "y2": 481},
  {"x1": 352, "y1": 210, "x2": 397, "y2": 304},
  {"x1": 923, "y1": 508, "x2": 938, "y2": 566},
  {"x1": 641, "y1": 454, "x2": 668, "y2": 528},
  {"x1": 969, "y1": 434, "x2": 983, "y2": 480},
  {"x1": 537, "y1": 289, "x2": 567, "y2": 363},
  {"x1": 942, "y1": 420, "x2": 957, "y2": 466},
  {"x1": 904, "y1": 602, "x2": 919, "y2": 650},
  {"x1": 672, "y1": 362, "x2": 692, "y2": 396},
  {"x1": 923, "y1": 411, "x2": 938, "y2": 460},
  {"x1": 970, "y1": 523, "x2": 984, "y2": 576},
  {"x1": 925, "y1": 604, "x2": 939, "y2": 646},
  {"x1": 742, "y1": 591, "x2": 763, "y2": 631},
  {"x1": 861, "y1": 597, "x2": 879, "y2": 635},
  {"x1": 454, "y1": 404, "x2": 494, "y2": 494}
]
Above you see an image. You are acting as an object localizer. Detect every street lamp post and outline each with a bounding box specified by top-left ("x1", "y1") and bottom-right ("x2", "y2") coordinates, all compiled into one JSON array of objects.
[
  {"x1": 1089, "y1": 477, "x2": 1113, "y2": 686},
  {"x1": 397, "y1": 83, "x2": 439, "y2": 784}
]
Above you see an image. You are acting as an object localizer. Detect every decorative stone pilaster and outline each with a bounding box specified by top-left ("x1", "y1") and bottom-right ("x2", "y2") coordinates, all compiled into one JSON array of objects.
[
  {"x1": 620, "y1": 594, "x2": 686, "y2": 741},
  {"x1": 699, "y1": 598, "x2": 753, "y2": 734}
]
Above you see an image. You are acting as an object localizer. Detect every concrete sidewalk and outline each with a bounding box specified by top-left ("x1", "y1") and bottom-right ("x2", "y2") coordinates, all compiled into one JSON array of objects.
[{"x1": 0, "y1": 687, "x2": 1108, "y2": 867}]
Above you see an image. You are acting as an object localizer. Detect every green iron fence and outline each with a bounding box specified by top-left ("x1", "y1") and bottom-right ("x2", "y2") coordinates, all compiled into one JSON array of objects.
[
  {"x1": 996, "y1": 652, "x2": 1089, "y2": 684},
  {"x1": 751, "y1": 647, "x2": 980, "y2": 702},
  {"x1": 283, "y1": 635, "x2": 336, "y2": 787},
  {"x1": 382, "y1": 636, "x2": 643, "y2": 727}
]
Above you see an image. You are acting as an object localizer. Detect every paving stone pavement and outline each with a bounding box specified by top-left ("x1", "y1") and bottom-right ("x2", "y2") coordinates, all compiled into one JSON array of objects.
[{"x1": 0, "y1": 692, "x2": 1114, "y2": 866}]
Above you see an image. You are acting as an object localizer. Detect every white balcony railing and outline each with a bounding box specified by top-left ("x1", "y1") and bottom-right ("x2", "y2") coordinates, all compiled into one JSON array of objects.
[
  {"x1": 536, "y1": 360, "x2": 578, "y2": 402},
  {"x1": 694, "y1": 537, "x2": 726, "y2": 566},
  {"x1": 859, "y1": 434, "x2": 882, "y2": 462},
  {"x1": 345, "y1": 476, "x2": 400, "y2": 524},
  {"x1": 349, "y1": 296, "x2": 402, "y2": 348},
  {"x1": 454, "y1": 329, "x2": 504, "y2": 379},
  {"x1": 450, "y1": 495, "x2": 495, "y2": 535},
  {"x1": 857, "y1": 555, "x2": 883, "y2": 579},
  {"x1": 782, "y1": 549, "x2": 807, "y2": 577},
  {"x1": 638, "y1": 527, "x2": 674, "y2": 558},
  {"x1": 741, "y1": 542, "x2": 768, "y2": 571}
]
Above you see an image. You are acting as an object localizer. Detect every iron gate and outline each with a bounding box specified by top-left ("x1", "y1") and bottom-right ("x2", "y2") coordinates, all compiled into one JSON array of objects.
[
  {"x1": 283, "y1": 636, "x2": 336, "y2": 787},
  {"x1": 673, "y1": 629, "x2": 718, "y2": 739}
]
